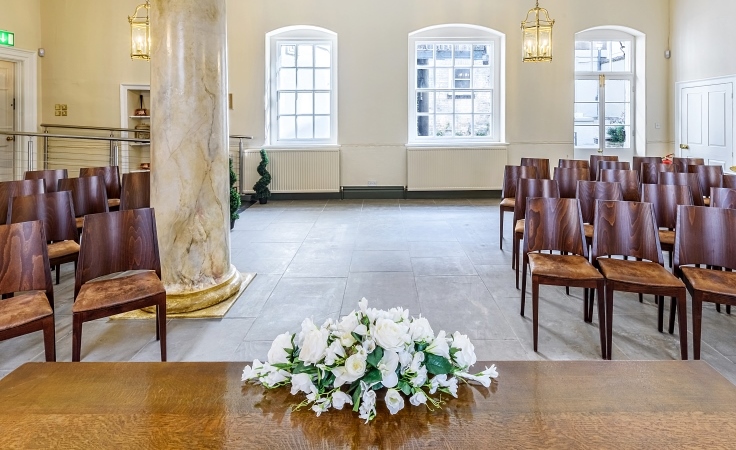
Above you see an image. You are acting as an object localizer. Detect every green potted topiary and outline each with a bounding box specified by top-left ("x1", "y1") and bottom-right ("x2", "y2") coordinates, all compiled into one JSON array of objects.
[
  {"x1": 253, "y1": 149, "x2": 271, "y2": 204},
  {"x1": 230, "y1": 158, "x2": 241, "y2": 230}
]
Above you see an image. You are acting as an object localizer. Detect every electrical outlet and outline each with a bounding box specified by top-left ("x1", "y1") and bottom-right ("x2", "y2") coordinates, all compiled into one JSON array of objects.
[{"x1": 367, "y1": 180, "x2": 377, "y2": 186}]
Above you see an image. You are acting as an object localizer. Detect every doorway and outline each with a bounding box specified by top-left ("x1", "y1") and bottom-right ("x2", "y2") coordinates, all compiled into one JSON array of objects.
[{"x1": 0, "y1": 60, "x2": 15, "y2": 181}]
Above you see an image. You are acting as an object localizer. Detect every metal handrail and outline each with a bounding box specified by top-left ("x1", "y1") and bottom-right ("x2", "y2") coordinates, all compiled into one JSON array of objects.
[
  {"x1": 0, "y1": 130, "x2": 149, "y2": 143},
  {"x1": 40, "y1": 123, "x2": 142, "y2": 133}
]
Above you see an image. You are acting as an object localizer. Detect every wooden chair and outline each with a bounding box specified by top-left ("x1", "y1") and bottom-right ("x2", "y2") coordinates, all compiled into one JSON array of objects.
[
  {"x1": 24, "y1": 169, "x2": 68, "y2": 193},
  {"x1": 500, "y1": 166, "x2": 538, "y2": 250},
  {"x1": 633, "y1": 156, "x2": 662, "y2": 178},
  {"x1": 558, "y1": 159, "x2": 589, "y2": 170},
  {"x1": 589, "y1": 155, "x2": 618, "y2": 181},
  {"x1": 121, "y1": 171, "x2": 151, "y2": 210},
  {"x1": 9, "y1": 191, "x2": 79, "y2": 285},
  {"x1": 673, "y1": 205, "x2": 736, "y2": 359},
  {"x1": 553, "y1": 167, "x2": 589, "y2": 199},
  {"x1": 0, "y1": 221, "x2": 55, "y2": 361},
  {"x1": 710, "y1": 187, "x2": 736, "y2": 209},
  {"x1": 641, "y1": 162, "x2": 676, "y2": 185},
  {"x1": 658, "y1": 172, "x2": 705, "y2": 207},
  {"x1": 641, "y1": 184, "x2": 694, "y2": 268},
  {"x1": 520, "y1": 197, "x2": 606, "y2": 359},
  {"x1": 0, "y1": 179, "x2": 45, "y2": 223},
  {"x1": 58, "y1": 176, "x2": 109, "y2": 230},
  {"x1": 80, "y1": 166, "x2": 121, "y2": 211},
  {"x1": 672, "y1": 157, "x2": 704, "y2": 173},
  {"x1": 512, "y1": 178, "x2": 559, "y2": 289},
  {"x1": 521, "y1": 158, "x2": 550, "y2": 179},
  {"x1": 576, "y1": 181, "x2": 624, "y2": 247},
  {"x1": 597, "y1": 161, "x2": 631, "y2": 181},
  {"x1": 73, "y1": 208, "x2": 166, "y2": 362},
  {"x1": 723, "y1": 174, "x2": 736, "y2": 189},
  {"x1": 599, "y1": 169, "x2": 641, "y2": 201},
  {"x1": 592, "y1": 200, "x2": 688, "y2": 360},
  {"x1": 688, "y1": 165, "x2": 723, "y2": 206}
]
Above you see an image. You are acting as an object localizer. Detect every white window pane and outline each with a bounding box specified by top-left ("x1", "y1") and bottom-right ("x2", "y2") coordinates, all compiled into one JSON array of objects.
[
  {"x1": 455, "y1": 115, "x2": 472, "y2": 136},
  {"x1": 575, "y1": 79, "x2": 598, "y2": 102},
  {"x1": 297, "y1": 69, "x2": 313, "y2": 90},
  {"x1": 435, "y1": 115, "x2": 452, "y2": 137},
  {"x1": 574, "y1": 41, "x2": 592, "y2": 72},
  {"x1": 473, "y1": 44, "x2": 490, "y2": 66},
  {"x1": 279, "y1": 92, "x2": 296, "y2": 115},
  {"x1": 474, "y1": 91, "x2": 491, "y2": 114},
  {"x1": 455, "y1": 94, "x2": 472, "y2": 113},
  {"x1": 417, "y1": 68, "x2": 433, "y2": 89},
  {"x1": 473, "y1": 68, "x2": 491, "y2": 89},
  {"x1": 436, "y1": 44, "x2": 452, "y2": 66},
  {"x1": 315, "y1": 93, "x2": 330, "y2": 114},
  {"x1": 279, "y1": 116, "x2": 296, "y2": 140},
  {"x1": 605, "y1": 126, "x2": 629, "y2": 148},
  {"x1": 605, "y1": 103, "x2": 630, "y2": 125},
  {"x1": 315, "y1": 44, "x2": 330, "y2": 67},
  {"x1": 315, "y1": 116, "x2": 330, "y2": 139},
  {"x1": 417, "y1": 115, "x2": 433, "y2": 137},
  {"x1": 610, "y1": 41, "x2": 631, "y2": 72},
  {"x1": 279, "y1": 45, "x2": 296, "y2": 67},
  {"x1": 436, "y1": 91, "x2": 453, "y2": 113},
  {"x1": 417, "y1": 92, "x2": 434, "y2": 113},
  {"x1": 314, "y1": 69, "x2": 330, "y2": 90},
  {"x1": 279, "y1": 68, "x2": 296, "y2": 90},
  {"x1": 435, "y1": 68, "x2": 452, "y2": 89},
  {"x1": 297, "y1": 116, "x2": 313, "y2": 139},
  {"x1": 574, "y1": 126, "x2": 599, "y2": 148},
  {"x1": 590, "y1": 41, "x2": 611, "y2": 72},
  {"x1": 605, "y1": 79, "x2": 631, "y2": 102},
  {"x1": 454, "y1": 68, "x2": 471, "y2": 89},
  {"x1": 296, "y1": 92, "x2": 313, "y2": 114},
  {"x1": 454, "y1": 44, "x2": 471, "y2": 67},
  {"x1": 297, "y1": 44, "x2": 313, "y2": 67},
  {"x1": 574, "y1": 102, "x2": 599, "y2": 123},
  {"x1": 474, "y1": 115, "x2": 491, "y2": 137},
  {"x1": 417, "y1": 44, "x2": 434, "y2": 66}
]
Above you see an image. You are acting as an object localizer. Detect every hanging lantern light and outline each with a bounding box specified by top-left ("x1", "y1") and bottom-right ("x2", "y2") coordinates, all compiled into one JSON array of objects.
[
  {"x1": 521, "y1": 0, "x2": 555, "y2": 62},
  {"x1": 128, "y1": 1, "x2": 151, "y2": 60}
]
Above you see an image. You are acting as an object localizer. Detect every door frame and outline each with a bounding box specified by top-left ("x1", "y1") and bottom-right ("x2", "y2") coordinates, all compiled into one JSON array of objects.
[
  {"x1": 0, "y1": 46, "x2": 38, "y2": 178},
  {"x1": 675, "y1": 75, "x2": 736, "y2": 172}
]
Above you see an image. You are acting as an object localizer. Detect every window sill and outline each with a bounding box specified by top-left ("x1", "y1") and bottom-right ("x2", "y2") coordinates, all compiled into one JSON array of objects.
[
  {"x1": 261, "y1": 144, "x2": 341, "y2": 151},
  {"x1": 406, "y1": 142, "x2": 509, "y2": 149}
]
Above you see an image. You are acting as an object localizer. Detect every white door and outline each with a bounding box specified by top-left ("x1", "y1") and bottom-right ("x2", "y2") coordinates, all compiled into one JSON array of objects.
[
  {"x1": 0, "y1": 60, "x2": 14, "y2": 181},
  {"x1": 679, "y1": 82, "x2": 733, "y2": 169}
]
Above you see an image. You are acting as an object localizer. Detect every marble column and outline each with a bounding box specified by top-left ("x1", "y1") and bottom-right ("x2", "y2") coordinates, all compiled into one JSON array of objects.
[{"x1": 149, "y1": 0, "x2": 242, "y2": 313}]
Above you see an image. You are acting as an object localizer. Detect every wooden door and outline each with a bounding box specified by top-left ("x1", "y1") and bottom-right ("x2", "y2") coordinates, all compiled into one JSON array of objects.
[
  {"x1": 0, "y1": 60, "x2": 14, "y2": 181},
  {"x1": 679, "y1": 82, "x2": 733, "y2": 169}
]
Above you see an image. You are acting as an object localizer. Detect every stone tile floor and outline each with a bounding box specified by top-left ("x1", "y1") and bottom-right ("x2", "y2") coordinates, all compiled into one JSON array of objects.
[{"x1": 1, "y1": 199, "x2": 734, "y2": 385}]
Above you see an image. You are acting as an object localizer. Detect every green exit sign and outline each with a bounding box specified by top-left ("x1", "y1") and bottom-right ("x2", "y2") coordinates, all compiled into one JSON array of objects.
[{"x1": 0, "y1": 30, "x2": 14, "y2": 47}]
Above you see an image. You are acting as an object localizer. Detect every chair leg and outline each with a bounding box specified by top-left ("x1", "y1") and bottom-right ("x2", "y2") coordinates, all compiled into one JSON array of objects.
[
  {"x1": 72, "y1": 314, "x2": 83, "y2": 362},
  {"x1": 520, "y1": 259, "x2": 528, "y2": 317},
  {"x1": 532, "y1": 279, "x2": 540, "y2": 352},
  {"x1": 606, "y1": 286, "x2": 615, "y2": 360},
  {"x1": 657, "y1": 295, "x2": 664, "y2": 333},
  {"x1": 728, "y1": 305, "x2": 731, "y2": 315},
  {"x1": 587, "y1": 289, "x2": 595, "y2": 324},
  {"x1": 639, "y1": 293, "x2": 643, "y2": 303},
  {"x1": 499, "y1": 208, "x2": 504, "y2": 250},
  {"x1": 56, "y1": 264, "x2": 61, "y2": 285},
  {"x1": 156, "y1": 304, "x2": 160, "y2": 340},
  {"x1": 42, "y1": 316, "x2": 56, "y2": 362},
  {"x1": 515, "y1": 236, "x2": 521, "y2": 289},
  {"x1": 692, "y1": 294, "x2": 702, "y2": 360},
  {"x1": 566, "y1": 286, "x2": 570, "y2": 296},
  {"x1": 597, "y1": 282, "x2": 606, "y2": 360},
  {"x1": 158, "y1": 300, "x2": 167, "y2": 362},
  {"x1": 668, "y1": 251, "x2": 673, "y2": 268},
  {"x1": 716, "y1": 303, "x2": 721, "y2": 313},
  {"x1": 675, "y1": 292, "x2": 688, "y2": 360},
  {"x1": 668, "y1": 297, "x2": 677, "y2": 334},
  {"x1": 583, "y1": 288, "x2": 589, "y2": 322}
]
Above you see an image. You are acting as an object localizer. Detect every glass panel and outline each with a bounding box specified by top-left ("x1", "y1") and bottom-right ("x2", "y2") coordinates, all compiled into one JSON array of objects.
[
  {"x1": 314, "y1": 116, "x2": 330, "y2": 139},
  {"x1": 314, "y1": 44, "x2": 330, "y2": 67},
  {"x1": 436, "y1": 44, "x2": 453, "y2": 66},
  {"x1": 590, "y1": 41, "x2": 610, "y2": 72},
  {"x1": 575, "y1": 79, "x2": 598, "y2": 102},
  {"x1": 297, "y1": 44, "x2": 313, "y2": 67},
  {"x1": 296, "y1": 69, "x2": 313, "y2": 90},
  {"x1": 455, "y1": 115, "x2": 472, "y2": 137},
  {"x1": 280, "y1": 45, "x2": 296, "y2": 67},
  {"x1": 297, "y1": 116, "x2": 313, "y2": 139},
  {"x1": 574, "y1": 41, "x2": 592, "y2": 72},
  {"x1": 605, "y1": 125, "x2": 629, "y2": 148},
  {"x1": 278, "y1": 92, "x2": 295, "y2": 115},
  {"x1": 435, "y1": 68, "x2": 452, "y2": 89},
  {"x1": 436, "y1": 91, "x2": 453, "y2": 113},
  {"x1": 474, "y1": 114, "x2": 491, "y2": 137},
  {"x1": 610, "y1": 41, "x2": 631, "y2": 72},
  {"x1": 473, "y1": 44, "x2": 490, "y2": 66},
  {"x1": 473, "y1": 68, "x2": 491, "y2": 89},
  {"x1": 474, "y1": 91, "x2": 492, "y2": 114},
  {"x1": 605, "y1": 79, "x2": 631, "y2": 102},
  {"x1": 417, "y1": 68, "x2": 433, "y2": 89},
  {"x1": 574, "y1": 103, "x2": 599, "y2": 123},
  {"x1": 314, "y1": 69, "x2": 330, "y2": 90},
  {"x1": 455, "y1": 93, "x2": 472, "y2": 113},
  {"x1": 417, "y1": 115, "x2": 433, "y2": 137},
  {"x1": 279, "y1": 68, "x2": 296, "y2": 90},
  {"x1": 454, "y1": 68, "x2": 471, "y2": 89},
  {"x1": 417, "y1": 92, "x2": 433, "y2": 113},
  {"x1": 314, "y1": 93, "x2": 330, "y2": 114},
  {"x1": 417, "y1": 44, "x2": 434, "y2": 66},
  {"x1": 605, "y1": 103, "x2": 630, "y2": 126},
  {"x1": 574, "y1": 125, "x2": 599, "y2": 148},
  {"x1": 279, "y1": 116, "x2": 296, "y2": 140},
  {"x1": 296, "y1": 92, "x2": 313, "y2": 114},
  {"x1": 454, "y1": 44, "x2": 471, "y2": 66},
  {"x1": 435, "y1": 115, "x2": 453, "y2": 137}
]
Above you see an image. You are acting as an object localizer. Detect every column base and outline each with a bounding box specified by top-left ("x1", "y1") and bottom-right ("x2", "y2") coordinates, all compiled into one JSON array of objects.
[{"x1": 164, "y1": 265, "x2": 245, "y2": 313}]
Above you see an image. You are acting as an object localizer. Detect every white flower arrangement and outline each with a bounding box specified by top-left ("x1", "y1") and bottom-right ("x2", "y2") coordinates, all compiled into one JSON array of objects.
[{"x1": 242, "y1": 298, "x2": 499, "y2": 423}]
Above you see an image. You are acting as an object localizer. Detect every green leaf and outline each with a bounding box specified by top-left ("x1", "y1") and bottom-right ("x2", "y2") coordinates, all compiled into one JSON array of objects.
[
  {"x1": 271, "y1": 363, "x2": 291, "y2": 370},
  {"x1": 366, "y1": 347, "x2": 384, "y2": 369},
  {"x1": 351, "y1": 332, "x2": 362, "y2": 342},
  {"x1": 398, "y1": 380, "x2": 412, "y2": 396},
  {"x1": 362, "y1": 369, "x2": 383, "y2": 385},
  {"x1": 371, "y1": 382, "x2": 383, "y2": 391},
  {"x1": 285, "y1": 347, "x2": 294, "y2": 355},
  {"x1": 425, "y1": 353, "x2": 453, "y2": 375},
  {"x1": 449, "y1": 347, "x2": 459, "y2": 357},
  {"x1": 415, "y1": 342, "x2": 428, "y2": 352},
  {"x1": 292, "y1": 362, "x2": 316, "y2": 375},
  {"x1": 352, "y1": 385, "x2": 363, "y2": 412}
]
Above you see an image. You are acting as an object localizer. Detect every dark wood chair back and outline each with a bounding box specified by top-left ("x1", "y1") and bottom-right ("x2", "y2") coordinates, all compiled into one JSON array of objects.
[
  {"x1": 599, "y1": 169, "x2": 641, "y2": 201},
  {"x1": 58, "y1": 176, "x2": 109, "y2": 217},
  {"x1": 641, "y1": 183, "x2": 694, "y2": 230},
  {"x1": 523, "y1": 197, "x2": 587, "y2": 257},
  {"x1": 641, "y1": 162, "x2": 676, "y2": 184},
  {"x1": 557, "y1": 159, "x2": 589, "y2": 170},
  {"x1": 0, "y1": 221, "x2": 53, "y2": 303},
  {"x1": 8, "y1": 191, "x2": 78, "y2": 243},
  {"x1": 121, "y1": 171, "x2": 151, "y2": 210},
  {"x1": 633, "y1": 157, "x2": 662, "y2": 177},
  {"x1": 688, "y1": 165, "x2": 723, "y2": 201},
  {"x1": 673, "y1": 157, "x2": 704, "y2": 173},
  {"x1": 502, "y1": 165, "x2": 538, "y2": 199},
  {"x1": 592, "y1": 200, "x2": 663, "y2": 264},
  {"x1": 589, "y1": 155, "x2": 618, "y2": 181},
  {"x1": 79, "y1": 166, "x2": 121, "y2": 201},
  {"x1": 658, "y1": 172, "x2": 705, "y2": 206},
  {"x1": 723, "y1": 174, "x2": 736, "y2": 189},
  {"x1": 0, "y1": 179, "x2": 45, "y2": 224},
  {"x1": 674, "y1": 205, "x2": 736, "y2": 271},
  {"x1": 24, "y1": 169, "x2": 68, "y2": 193},
  {"x1": 597, "y1": 161, "x2": 631, "y2": 180},
  {"x1": 576, "y1": 180, "x2": 624, "y2": 224},
  {"x1": 512, "y1": 178, "x2": 559, "y2": 225},
  {"x1": 520, "y1": 158, "x2": 550, "y2": 179},
  {"x1": 553, "y1": 167, "x2": 589, "y2": 199},
  {"x1": 74, "y1": 208, "x2": 162, "y2": 298},
  {"x1": 710, "y1": 187, "x2": 736, "y2": 209}
]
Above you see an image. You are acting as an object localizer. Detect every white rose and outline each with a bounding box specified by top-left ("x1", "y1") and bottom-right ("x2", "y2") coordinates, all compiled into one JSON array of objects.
[
  {"x1": 332, "y1": 353, "x2": 367, "y2": 387},
  {"x1": 359, "y1": 385, "x2": 377, "y2": 423},
  {"x1": 338, "y1": 313, "x2": 360, "y2": 334},
  {"x1": 446, "y1": 377, "x2": 458, "y2": 397},
  {"x1": 267, "y1": 332, "x2": 293, "y2": 365},
  {"x1": 388, "y1": 307, "x2": 409, "y2": 322},
  {"x1": 451, "y1": 331, "x2": 477, "y2": 369},
  {"x1": 426, "y1": 330, "x2": 450, "y2": 359},
  {"x1": 410, "y1": 365, "x2": 427, "y2": 387},
  {"x1": 410, "y1": 391, "x2": 427, "y2": 406},
  {"x1": 398, "y1": 350, "x2": 413, "y2": 372},
  {"x1": 331, "y1": 391, "x2": 353, "y2": 410},
  {"x1": 372, "y1": 318, "x2": 410, "y2": 352},
  {"x1": 410, "y1": 351, "x2": 425, "y2": 373},
  {"x1": 311, "y1": 398, "x2": 330, "y2": 416},
  {"x1": 290, "y1": 373, "x2": 315, "y2": 395},
  {"x1": 385, "y1": 388, "x2": 405, "y2": 415},
  {"x1": 362, "y1": 338, "x2": 376, "y2": 354},
  {"x1": 299, "y1": 328, "x2": 329, "y2": 365},
  {"x1": 409, "y1": 317, "x2": 434, "y2": 342},
  {"x1": 377, "y1": 350, "x2": 400, "y2": 388},
  {"x1": 324, "y1": 340, "x2": 346, "y2": 366},
  {"x1": 263, "y1": 364, "x2": 290, "y2": 387},
  {"x1": 297, "y1": 318, "x2": 317, "y2": 346}
]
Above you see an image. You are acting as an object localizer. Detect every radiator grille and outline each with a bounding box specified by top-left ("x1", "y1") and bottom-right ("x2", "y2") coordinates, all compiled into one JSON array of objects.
[{"x1": 242, "y1": 149, "x2": 340, "y2": 193}]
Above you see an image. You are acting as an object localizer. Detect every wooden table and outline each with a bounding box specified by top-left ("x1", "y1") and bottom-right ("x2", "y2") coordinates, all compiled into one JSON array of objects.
[{"x1": 0, "y1": 361, "x2": 735, "y2": 448}]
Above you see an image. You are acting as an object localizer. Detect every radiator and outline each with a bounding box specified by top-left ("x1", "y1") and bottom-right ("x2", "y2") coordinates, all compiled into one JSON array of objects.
[
  {"x1": 407, "y1": 147, "x2": 507, "y2": 191},
  {"x1": 242, "y1": 149, "x2": 340, "y2": 193}
]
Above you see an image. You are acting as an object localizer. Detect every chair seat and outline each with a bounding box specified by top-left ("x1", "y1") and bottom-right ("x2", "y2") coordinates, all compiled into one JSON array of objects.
[
  {"x1": 658, "y1": 229, "x2": 675, "y2": 246},
  {"x1": 108, "y1": 198, "x2": 120, "y2": 208},
  {"x1": 0, "y1": 291, "x2": 53, "y2": 333},
  {"x1": 48, "y1": 240, "x2": 80, "y2": 260},
  {"x1": 73, "y1": 271, "x2": 165, "y2": 314},
  {"x1": 529, "y1": 253, "x2": 603, "y2": 281},
  {"x1": 75, "y1": 217, "x2": 84, "y2": 229},
  {"x1": 515, "y1": 219, "x2": 525, "y2": 234},
  {"x1": 681, "y1": 267, "x2": 736, "y2": 298},
  {"x1": 584, "y1": 224, "x2": 593, "y2": 239},
  {"x1": 597, "y1": 258, "x2": 684, "y2": 288},
  {"x1": 500, "y1": 198, "x2": 515, "y2": 208}
]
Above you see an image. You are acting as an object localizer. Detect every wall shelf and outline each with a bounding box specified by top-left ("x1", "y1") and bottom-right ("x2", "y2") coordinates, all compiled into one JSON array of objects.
[{"x1": 129, "y1": 115, "x2": 150, "y2": 119}]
